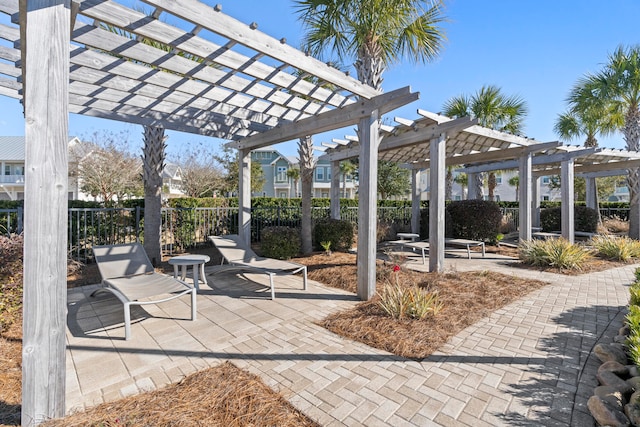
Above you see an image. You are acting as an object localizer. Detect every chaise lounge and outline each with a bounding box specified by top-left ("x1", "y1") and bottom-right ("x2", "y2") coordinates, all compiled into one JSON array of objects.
[
  {"x1": 208, "y1": 234, "x2": 307, "y2": 299},
  {"x1": 91, "y1": 243, "x2": 197, "y2": 340}
]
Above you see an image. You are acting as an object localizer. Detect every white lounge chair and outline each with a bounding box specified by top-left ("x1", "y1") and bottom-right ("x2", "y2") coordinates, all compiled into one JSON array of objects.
[
  {"x1": 208, "y1": 234, "x2": 307, "y2": 299},
  {"x1": 91, "y1": 243, "x2": 197, "y2": 340}
]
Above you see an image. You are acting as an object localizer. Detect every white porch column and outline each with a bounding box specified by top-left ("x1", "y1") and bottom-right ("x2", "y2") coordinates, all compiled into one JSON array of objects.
[
  {"x1": 238, "y1": 148, "x2": 252, "y2": 246},
  {"x1": 22, "y1": 0, "x2": 70, "y2": 423},
  {"x1": 585, "y1": 177, "x2": 598, "y2": 210},
  {"x1": 357, "y1": 109, "x2": 379, "y2": 301},
  {"x1": 411, "y1": 168, "x2": 421, "y2": 234},
  {"x1": 429, "y1": 134, "x2": 446, "y2": 272},
  {"x1": 561, "y1": 159, "x2": 575, "y2": 243},
  {"x1": 467, "y1": 172, "x2": 478, "y2": 200},
  {"x1": 518, "y1": 153, "x2": 533, "y2": 241},
  {"x1": 330, "y1": 160, "x2": 340, "y2": 219},
  {"x1": 532, "y1": 176, "x2": 541, "y2": 228}
]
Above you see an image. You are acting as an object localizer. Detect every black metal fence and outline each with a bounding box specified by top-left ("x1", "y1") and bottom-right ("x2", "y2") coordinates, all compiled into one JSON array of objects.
[{"x1": 2, "y1": 205, "x2": 625, "y2": 261}]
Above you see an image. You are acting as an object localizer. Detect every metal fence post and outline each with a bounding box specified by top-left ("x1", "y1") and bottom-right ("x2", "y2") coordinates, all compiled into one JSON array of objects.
[{"x1": 17, "y1": 206, "x2": 23, "y2": 234}]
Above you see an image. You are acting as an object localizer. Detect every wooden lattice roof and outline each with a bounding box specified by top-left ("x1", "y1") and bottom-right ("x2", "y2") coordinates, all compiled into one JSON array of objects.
[
  {"x1": 321, "y1": 109, "x2": 640, "y2": 175},
  {"x1": 0, "y1": 0, "x2": 380, "y2": 141}
]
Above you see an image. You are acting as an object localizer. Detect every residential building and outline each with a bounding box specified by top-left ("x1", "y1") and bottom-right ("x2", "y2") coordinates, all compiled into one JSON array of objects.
[
  {"x1": 0, "y1": 136, "x2": 184, "y2": 201},
  {"x1": 251, "y1": 147, "x2": 357, "y2": 198}
]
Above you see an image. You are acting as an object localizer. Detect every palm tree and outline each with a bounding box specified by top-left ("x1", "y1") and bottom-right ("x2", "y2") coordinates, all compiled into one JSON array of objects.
[
  {"x1": 443, "y1": 85, "x2": 528, "y2": 201},
  {"x1": 286, "y1": 166, "x2": 301, "y2": 198},
  {"x1": 555, "y1": 85, "x2": 621, "y2": 147},
  {"x1": 295, "y1": 0, "x2": 446, "y2": 258},
  {"x1": 142, "y1": 125, "x2": 166, "y2": 266},
  {"x1": 295, "y1": 0, "x2": 446, "y2": 91},
  {"x1": 508, "y1": 175, "x2": 519, "y2": 201},
  {"x1": 453, "y1": 172, "x2": 468, "y2": 199},
  {"x1": 340, "y1": 160, "x2": 357, "y2": 198},
  {"x1": 568, "y1": 45, "x2": 640, "y2": 237}
]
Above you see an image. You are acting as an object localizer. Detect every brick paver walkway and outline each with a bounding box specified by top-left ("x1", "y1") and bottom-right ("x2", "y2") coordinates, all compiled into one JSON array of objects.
[{"x1": 65, "y1": 253, "x2": 634, "y2": 426}]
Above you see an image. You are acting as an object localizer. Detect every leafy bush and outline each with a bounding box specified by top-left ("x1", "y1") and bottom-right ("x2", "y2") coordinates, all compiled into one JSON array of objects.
[
  {"x1": 314, "y1": 219, "x2": 354, "y2": 252},
  {"x1": 630, "y1": 279, "x2": 640, "y2": 307},
  {"x1": 540, "y1": 206, "x2": 599, "y2": 233},
  {"x1": 627, "y1": 305, "x2": 640, "y2": 368},
  {"x1": 260, "y1": 226, "x2": 301, "y2": 260},
  {"x1": 590, "y1": 235, "x2": 640, "y2": 262},
  {"x1": 378, "y1": 283, "x2": 442, "y2": 320},
  {"x1": 419, "y1": 207, "x2": 453, "y2": 240},
  {"x1": 519, "y1": 238, "x2": 591, "y2": 270},
  {"x1": 446, "y1": 200, "x2": 502, "y2": 242}
]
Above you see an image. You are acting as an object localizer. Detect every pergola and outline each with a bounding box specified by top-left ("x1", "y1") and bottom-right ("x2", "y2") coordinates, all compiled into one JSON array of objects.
[
  {"x1": 0, "y1": 0, "x2": 420, "y2": 423},
  {"x1": 322, "y1": 109, "x2": 640, "y2": 279}
]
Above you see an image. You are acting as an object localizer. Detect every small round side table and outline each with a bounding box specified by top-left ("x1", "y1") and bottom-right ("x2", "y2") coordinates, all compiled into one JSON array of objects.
[{"x1": 168, "y1": 254, "x2": 210, "y2": 292}]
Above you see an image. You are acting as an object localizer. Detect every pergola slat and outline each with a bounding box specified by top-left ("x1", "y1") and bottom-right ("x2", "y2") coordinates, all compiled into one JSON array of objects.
[
  {"x1": 78, "y1": 0, "x2": 354, "y2": 109},
  {"x1": 141, "y1": 0, "x2": 380, "y2": 99},
  {"x1": 71, "y1": 22, "x2": 329, "y2": 117}
]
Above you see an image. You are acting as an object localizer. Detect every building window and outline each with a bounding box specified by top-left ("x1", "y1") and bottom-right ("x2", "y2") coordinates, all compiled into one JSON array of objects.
[
  {"x1": 541, "y1": 176, "x2": 550, "y2": 184},
  {"x1": 454, "y1": 195, "x2": 462, "y2": 201},
  {"x1": 327, "y1": 168, "x2": 331, "y2": 180},
  {"x1": 495, "y1": 174, "x2": 502, "y2": 184},
  {"x1": 278, "y1": 191, "x2": 288, "y2": 198},
  {"x1": 4, "y1": 165, "x2": 9, "y2": 175},
  {"x1": 316, "y1": 168, "x2": 324, "y2": 181},
  {"x1": 276, "y1": 166, "x2": 287, "y2": 182},
  {"x1": 321, "y1": 192, "x2": 329, "y2": 198},
  {"x1": 543, "y1": 195, "x2": 550, "y2": 201}
]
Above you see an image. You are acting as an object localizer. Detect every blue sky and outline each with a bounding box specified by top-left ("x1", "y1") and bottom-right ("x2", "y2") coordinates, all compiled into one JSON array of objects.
[{"x1": 1, "y1": 0, "x2": 639, "y2": 159}]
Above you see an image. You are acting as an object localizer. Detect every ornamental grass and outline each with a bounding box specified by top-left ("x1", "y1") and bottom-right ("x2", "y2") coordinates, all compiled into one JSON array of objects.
[
  {"x1": 590, "y1": 234, "x2": 640, "y2": 262},
  {"x1": 519, "y1": 238, "x2": 591, "y2": 271}
]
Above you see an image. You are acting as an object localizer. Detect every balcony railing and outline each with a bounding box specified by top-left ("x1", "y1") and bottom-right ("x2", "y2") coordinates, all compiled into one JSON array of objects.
[{"x1": 0, "y1": 175, "x2": 25, "y2": 184}]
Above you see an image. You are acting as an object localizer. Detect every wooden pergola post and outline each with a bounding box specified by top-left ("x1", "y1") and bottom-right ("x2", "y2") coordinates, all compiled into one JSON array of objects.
[
  {"x1": 411, "y1": 168, "x2": 421, "y2": 234},
  {"x1": 585, "y1": 177, "x2": 598, "y2": 210},
  {"x1": 21, "y1": 0, "x2": 70, "y2": 424},
  {"x1": 532, "y1": 176, "x2": 541, "y2": 228},
  {"x1": 238, "y1": 148, "x2": 251, "y2": 246},
  {"x1": 330, "y1": 160, "x2": 340, "y2": 219},
  {"x1": 518, "y1": 153, "x2": 533, "y2": 241},
  {"x1": 467, "y1": 172, "x2": 478, "y2": 200},
  {"x1": 356, "y1": 109, "x2": 380, "y2": 300},
  {"x1": 429, "y1": 134, "x2": 446, "y2": 272},
  {"x1": 561, "y1": 159, "x2": 575, "y2": 243}
]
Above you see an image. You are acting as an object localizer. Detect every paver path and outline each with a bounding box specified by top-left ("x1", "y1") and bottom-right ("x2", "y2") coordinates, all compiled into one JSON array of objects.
[{"x1": 65, "y1": 256, "x2": 634, "y2": 426}]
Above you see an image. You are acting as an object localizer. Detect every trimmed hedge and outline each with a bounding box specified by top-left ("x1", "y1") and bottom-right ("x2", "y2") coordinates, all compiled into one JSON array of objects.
[
  {"x1": 314, "y1": 219, "x2": 354, "y2": 252},
  {"x1": 260, "y1": 226, "x2": 301, "y2": 259},
  {"x1": 540, "y1": 206, "x2": 598, "y2": 233},
  {"x1": 446, "y1": 200, "x2": 502, "y2": 242}
]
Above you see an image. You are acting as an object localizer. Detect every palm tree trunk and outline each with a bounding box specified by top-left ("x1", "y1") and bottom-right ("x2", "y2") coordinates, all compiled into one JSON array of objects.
[
  {"x1": 299, "y1": 135, "x2": 315, "y2": 254},
  {"x1": 488, "y1": 172, "x2": 496, "y2": 201},
  {"x1": 624, "y1": 108, "x2": 640, "y2": 239},
  {"x1": 445, "y1": 167, "x2": 453, "y2": 200},
  {"x1": 142, "y1": 125, "x2": 166, "y2": 266},
  {"x1": 473, "y1": 173, "x2": 484, "y2": 200}
]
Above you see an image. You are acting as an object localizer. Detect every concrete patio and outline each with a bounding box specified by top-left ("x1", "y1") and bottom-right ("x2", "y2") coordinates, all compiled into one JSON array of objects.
[{"x1": 65, "y1": 255, "x2": 633, "y2": 426}]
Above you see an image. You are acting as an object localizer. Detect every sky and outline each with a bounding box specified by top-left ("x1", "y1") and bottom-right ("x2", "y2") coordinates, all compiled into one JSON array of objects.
[{"x1": 1, "y1": 0, "x2": 640, "y2": 160}]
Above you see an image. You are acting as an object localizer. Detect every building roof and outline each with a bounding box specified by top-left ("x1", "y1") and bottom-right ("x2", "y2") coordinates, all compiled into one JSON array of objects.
[
  {"x1": 0, "y1": 136, "x2": 79, "y2": 161},
  {"x1": 0, "y1": 136, "x2": 25, "y2": 161}
]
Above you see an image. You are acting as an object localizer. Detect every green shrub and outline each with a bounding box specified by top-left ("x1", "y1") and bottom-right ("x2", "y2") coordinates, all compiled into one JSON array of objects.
[
  {"x1": 627, "y1": 305, "x2": 640, "y2": 368},
  {"x1": 540, "y1": 206, "x2": 599, "y2": 233},
  {"x1": 260, "y1": 226, "x2": 301, "y2": 260},
  {"x1": 630, "y1": 281, "x2": 640, "y2": 307},
  {"x1": 590, "y1": 235, "x2": 640, "y2": 262},
  {"x1": 314, "y1": 219, "x2": 354, "y2": 252},
  {"x1": 446, "y1": 200, "x2": 502, "y2": 242},
  {"x1": 419, "y1": 207, "x2": 453, "y2": 240},
  {"x1": 519, "y1": 238, "x2": 591, "y2": 270},
  {"x1": 635, "y1": 267, "x2": 640, "y2": 282}
]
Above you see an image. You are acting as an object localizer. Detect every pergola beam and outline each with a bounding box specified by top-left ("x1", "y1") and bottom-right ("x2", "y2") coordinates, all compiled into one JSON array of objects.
[
  {"x1": 458, "y1": 147, "x2": 602, "y2": 174},
  {"x1": 323, "y1": 115, "x2": 475, "y2": 161},
  {"x1": 230, "y1": 86, "x2": 419, "y2": 151}
]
